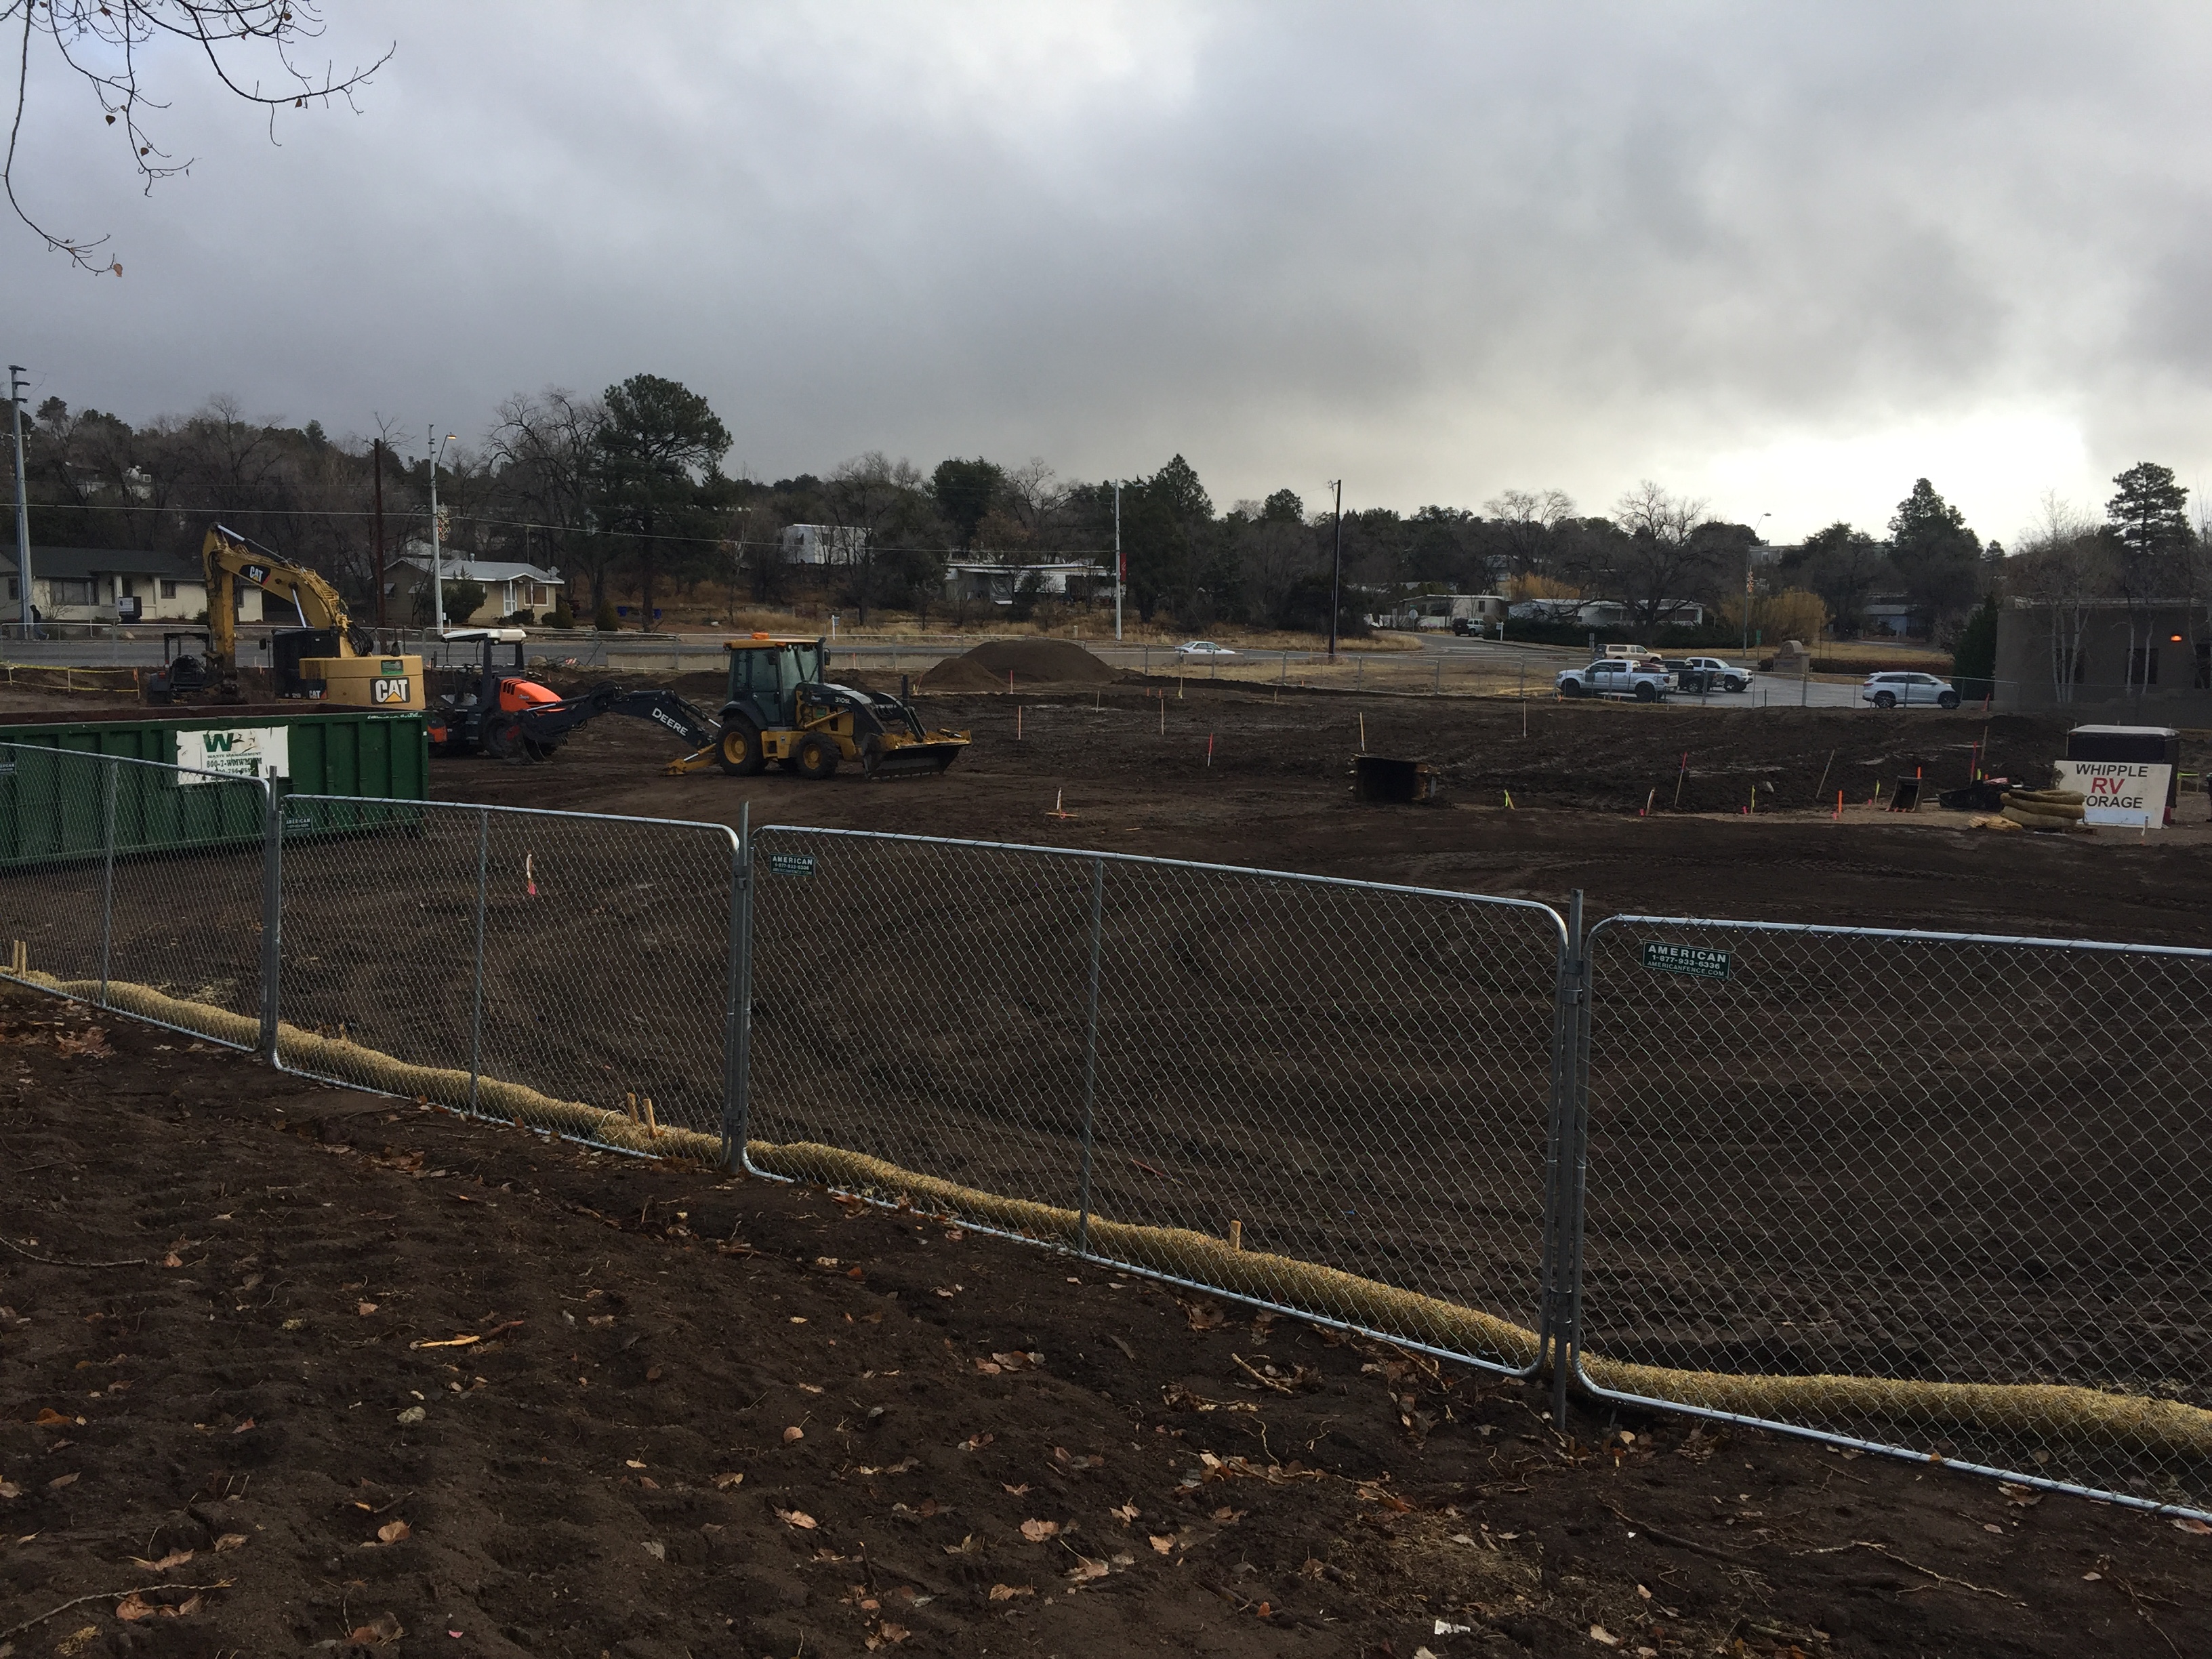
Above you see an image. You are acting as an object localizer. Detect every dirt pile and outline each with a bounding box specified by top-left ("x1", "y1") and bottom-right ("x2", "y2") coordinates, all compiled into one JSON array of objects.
[{"x1": 920, "y1": 637, "x2": 1115, "y2": 692}]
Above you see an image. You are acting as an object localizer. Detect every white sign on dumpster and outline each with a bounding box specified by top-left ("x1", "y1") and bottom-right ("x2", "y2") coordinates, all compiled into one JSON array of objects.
[
  {"x1": 2055, "y1": 759, "x2": 2170, "y2": 829},
  {"x1": 177, "y1": 726, "x2": 291, "y2": 785}
]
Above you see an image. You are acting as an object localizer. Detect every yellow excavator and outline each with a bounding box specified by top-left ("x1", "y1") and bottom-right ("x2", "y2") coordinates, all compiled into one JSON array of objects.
[{"x1": 144, "y1": 525, "x2": 425, "y2": 710}]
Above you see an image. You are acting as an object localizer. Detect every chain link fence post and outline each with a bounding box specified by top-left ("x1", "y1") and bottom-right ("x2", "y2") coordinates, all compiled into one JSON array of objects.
[
  {"x1": 96, "y1": 756, "x2": 117, "y2": 1008},
  {"x1": 722, "y1": 802, "x2": 754, "y2": 1173},
  {"x1": 1074, "y1": 855, "x2": 1105, "y2": 1258},
  {"x1": 1542, "y1": 888, "x2": 1590, "y2": 1429},
  {"x1": 468, "y1": 806, "x2": 489, "y2": 1113},
  {"x1": 258, "y1": 779, "x2": 283, "y2": 1063}
]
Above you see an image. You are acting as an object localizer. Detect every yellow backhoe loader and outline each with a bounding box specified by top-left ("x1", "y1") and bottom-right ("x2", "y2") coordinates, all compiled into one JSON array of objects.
[
  {"x1": 144, "y1": 525, "x2": 424, "y2": 711},
  {"x1": 665, "y1": 635, "x2": 968, "y2": 780}
]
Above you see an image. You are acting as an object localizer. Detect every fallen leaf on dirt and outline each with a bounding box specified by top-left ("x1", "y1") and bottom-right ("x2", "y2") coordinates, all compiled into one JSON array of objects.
[
  {"x1": 991, "y1": 1351, "x2": 1031, "y2": 1371},
  {"x1": 0, "y1": 1479, "x2": 18, "y2": 1498},
  {"x1": 47, "y1": 1471, "x2": 77, "y2": 1489},
  {"x1": 1002, "y1": 1482, "x2": 1031, "y2": 1497},
  {"x1": 412, "y1": 1334, "x2": 480, "y2": 1350},
  {"x1": 2174, "y1": 1517, "x2": 2212, "y2": 1536},
  {"x1": 1067, "y1": 1555, "x2": 1108, "y2": 1581},
  {"x1": 56, "y1": 1624, "x2": 100, "y2": 1655},
  {"x1": 1110, "y1": 1502, "x2": 1140, "y2": 1524},
  {"x1": 357, "y1": 1302, "x2": 378, "y2": 1316},
  {"x1": 113, "y1": 1595, "x2": 158, "y2": 1623},
  {"x1": 376, "y1": 1520, "x2": 411, "y2": 1544},
  {"x1": 973, "y1": 1359, "x2": 1002, "y2": 1375},
  {"x1": 782, "y1": 1425, "x2": 805, "y2": 1443},
  {"x1": 988, "y1": 1583, "x2": 1034, "y2": 1600},
  {"x1": 1590, "y1": 1626, "x2": 1620, "y2": 1647},
  {"x1": 33, "y1": 1408, "x2": 69, "y2": 1427},
  {"x1": 714, "y1": 1472, "x2": 745, "y2": 1490},
  {"x1": 396, "y1": 1406, "x2": 426, "y2": 1425},
  {"x1": 1150, "y1": 1534, "x2": 1174, "y2": 1554},
  {"x1": 943, "y1": 1534, "x2": 979, "y2": 1555},
  {"x1": 876, "y1": 1623, "x2": 909, "y2": 1644},
  {"x1": 54, "y1": 1028, "x2": 111, "y2": 1057},
  {"x1": 814, "y1": 1256, "x2": 839, "y2": 1268},
  {"x1": 1181, "y1": 1299, "x2": 1228, "y2": 1331},
  {"x1": 642, "y1": 1540, "x2": 665, "y2": 1560},
  {"x1": 1019, "y1": 1518, "x2": 1060, "y2": 1542},
  {"x1": 625, "y1": 1459, "x2": 647, "y2": 1469},
  {"x1": 160, "y1": 1252, "x2": 184, "y2": 1268},
  {"x1": 961, "y1": 1432, "x2": 995, "y2": 1452},
  {"x1": 230, "y1": 1418, "x2": 255, "y2": 1434},
  {"x1": 213, "y1": 1533, "x2": 249, "y2": 1551},
  {"x1": 933, "y1": 1286, "x2": 960, "y2": 1298},
  {"x1": 777, "y1": 1509, "x2": 818, "y2": 1530},
  {"x1": 348, "y1": 1614, "x2": 405, "y2": 1645},
  {"x1": 127, "y1": 1548, "x2": 194, "y2": 1570}
]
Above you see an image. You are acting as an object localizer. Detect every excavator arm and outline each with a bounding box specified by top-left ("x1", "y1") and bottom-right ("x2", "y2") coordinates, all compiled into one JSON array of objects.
[{"x1": 201, "y1": 523, "x2": 355, "y2": 682}]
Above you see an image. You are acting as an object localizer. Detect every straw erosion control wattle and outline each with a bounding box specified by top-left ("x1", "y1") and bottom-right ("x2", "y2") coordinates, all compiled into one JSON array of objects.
[{"x1": 919, "y1": 639, "x2": 1118, "y2": 694}]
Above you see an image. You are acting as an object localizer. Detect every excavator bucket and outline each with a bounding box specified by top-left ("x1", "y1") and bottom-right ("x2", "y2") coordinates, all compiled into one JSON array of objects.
[{"x1": 863, "y1": 733, "x2": 969, "y2": 779}]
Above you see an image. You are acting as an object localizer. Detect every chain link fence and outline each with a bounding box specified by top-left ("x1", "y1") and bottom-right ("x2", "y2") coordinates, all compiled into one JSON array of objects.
[
  {"x1": 273, "y1": 797, "x2": 740, "y2": 1146},
  {"x1": 1577, "y1": 916, "x2": 2212, "y2": 1515},
  {"x1": 0, "y1": 742, "x2": 2206, "y2": 1517},
  {"x1": 743, "y1": 825, "x2": 1570, "y2": 1376},
  {"x1": 0, "y1": 740, "x2": 269, "y2": 1046}
]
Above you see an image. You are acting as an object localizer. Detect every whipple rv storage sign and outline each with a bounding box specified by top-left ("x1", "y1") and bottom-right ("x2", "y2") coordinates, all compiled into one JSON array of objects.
[{"x1": 2055, "y1": 760, "x2": 2171, "y2": 829}]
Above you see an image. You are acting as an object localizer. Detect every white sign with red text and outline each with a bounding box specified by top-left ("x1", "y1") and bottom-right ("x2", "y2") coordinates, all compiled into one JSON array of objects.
[{"x1": 2055, "y1": 759, "x2": 2171, "y2": 829}]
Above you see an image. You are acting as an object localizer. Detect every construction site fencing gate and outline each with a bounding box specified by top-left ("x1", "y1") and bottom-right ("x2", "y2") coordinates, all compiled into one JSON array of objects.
[
  {"x1": 0, "y1": 745, "x2": 2205, "y2": 1520},
  {"x1": 737, "y1": 824, "x2": 1573, "y2": 1382}
]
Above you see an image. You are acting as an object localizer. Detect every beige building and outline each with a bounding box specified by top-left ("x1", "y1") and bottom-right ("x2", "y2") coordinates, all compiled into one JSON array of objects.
[
  {"x1": 0, "y1": 546, "x2": 263, "y2": 628},
  {"x1": 389, "y1": 554, "x2": 567, "y2": 625}
]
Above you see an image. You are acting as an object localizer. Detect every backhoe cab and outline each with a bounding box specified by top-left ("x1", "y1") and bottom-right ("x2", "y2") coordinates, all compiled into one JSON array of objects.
[{"x1": 669, "y1": 635, "x2": 968, "y2": 780}]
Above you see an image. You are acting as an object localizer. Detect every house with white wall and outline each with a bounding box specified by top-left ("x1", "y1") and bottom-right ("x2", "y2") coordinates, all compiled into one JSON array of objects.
[{"x1": 0, "y1": 546, "x2": 260, "y2": 626}]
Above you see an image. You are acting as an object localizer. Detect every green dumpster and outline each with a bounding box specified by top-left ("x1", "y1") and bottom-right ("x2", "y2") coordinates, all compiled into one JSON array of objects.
[{"x1": 0, "y1": 707, "x2": 428, "y2": 867}]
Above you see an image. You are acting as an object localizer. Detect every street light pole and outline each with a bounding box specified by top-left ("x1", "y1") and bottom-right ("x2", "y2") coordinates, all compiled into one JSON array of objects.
[
  {"x1": 8, "y1": 367, "x2": 31, "y2": 639},
  {"x1": 1328, "y1": 478, "x2": 1345, "y2": 664},
  {"x1": 1741, "y1": 511, "x2": 1771, "y2": 656},
  {"x1": 428, "y1": 428, "x2": 455, "y2": 638},
  {"x1": 1113, "y1": 483, "x2": 1123, "y2": 643}
]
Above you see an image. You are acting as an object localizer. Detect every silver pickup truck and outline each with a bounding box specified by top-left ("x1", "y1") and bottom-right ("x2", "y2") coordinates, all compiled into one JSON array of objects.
[{"x1": 1555, "y1": 658, "x2": 1670, "y2": 701}]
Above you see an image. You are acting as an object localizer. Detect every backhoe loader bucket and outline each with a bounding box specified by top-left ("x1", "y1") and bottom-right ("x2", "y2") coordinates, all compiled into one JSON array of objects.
[{"x1": 863, "y1": 733, "x2": 969, "y2": 779}]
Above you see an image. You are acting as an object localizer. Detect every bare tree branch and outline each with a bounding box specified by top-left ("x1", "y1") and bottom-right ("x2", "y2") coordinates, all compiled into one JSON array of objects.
[{"x1": 2, "y1": 1, "x2": 393, "y2": 274}]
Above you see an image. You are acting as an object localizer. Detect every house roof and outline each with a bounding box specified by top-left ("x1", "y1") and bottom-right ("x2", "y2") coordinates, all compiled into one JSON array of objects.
[
  {"x1": 0, "y1": 546, "x2": 201, "y2": 579},
  {"x1": 394, "y1": 556, "x2": 564, "y2": 583}
]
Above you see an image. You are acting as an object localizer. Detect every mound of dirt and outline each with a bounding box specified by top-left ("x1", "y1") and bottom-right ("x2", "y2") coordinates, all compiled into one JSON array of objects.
[{"x1": 921, "y1": 637, "x2": 1114, "y2": 691}]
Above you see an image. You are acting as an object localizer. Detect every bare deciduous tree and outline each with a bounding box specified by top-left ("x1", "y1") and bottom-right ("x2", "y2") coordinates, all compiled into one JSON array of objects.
[
  {"x1": 5, "y1": 1, "x2": 392, "y2": 272},
  {"x1": 1611, "y1": 480, "x2": 1717, "y2": 628}
]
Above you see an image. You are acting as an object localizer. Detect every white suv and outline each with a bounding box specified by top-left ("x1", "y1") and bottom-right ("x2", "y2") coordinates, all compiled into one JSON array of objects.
[{"x1": 1861, "y1": 670, "x2": 1961, "y2": 710}]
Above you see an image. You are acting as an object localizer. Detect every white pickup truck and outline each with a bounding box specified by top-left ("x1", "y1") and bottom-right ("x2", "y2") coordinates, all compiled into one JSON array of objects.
[{"x1": 1556, "y1": 658, "x2": 1671, "y2": 701}]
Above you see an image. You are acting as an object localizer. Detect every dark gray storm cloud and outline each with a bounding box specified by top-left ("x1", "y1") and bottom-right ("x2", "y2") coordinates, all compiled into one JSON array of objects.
[{"x1": 9, "y1": 1, "x2": 2212, "y2": 539}]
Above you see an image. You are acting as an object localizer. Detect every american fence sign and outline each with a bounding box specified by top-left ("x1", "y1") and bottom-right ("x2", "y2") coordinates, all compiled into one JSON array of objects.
[{"x1": 1641, "y1": 940, "x2": 1732, "y2": 980}]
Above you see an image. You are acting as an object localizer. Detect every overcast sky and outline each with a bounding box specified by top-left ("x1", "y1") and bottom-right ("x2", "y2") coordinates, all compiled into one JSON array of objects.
[{"x1": 8, "y1": 1, "x2": 2212, "y2": 544}]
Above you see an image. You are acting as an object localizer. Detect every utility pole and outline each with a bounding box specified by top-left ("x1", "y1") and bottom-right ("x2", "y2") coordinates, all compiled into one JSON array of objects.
[
  {"x1": 1741, "y1": 511, "x2": 1771, "y2": 656},
  {"x1": 1328, "y1": 478, "x2": 1345, "y2": 664},
  {"x1": 371, "y1": 438, "x2": 387, "y2": 632},
  {"x1": 1113, "y1": 483, "x2": 1123, "y2": 643},
  {"x1": 8, "y1": 367, "x2": 30, "y2": 640}
]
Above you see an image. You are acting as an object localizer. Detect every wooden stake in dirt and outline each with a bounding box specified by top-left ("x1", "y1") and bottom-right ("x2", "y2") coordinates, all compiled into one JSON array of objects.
[
  {"x1": 1017, "y1": 705, "x2": 1023, "y2": 740},
  {"x1": 1228, "y1": 1220, "x2": 1243, "y2": 1251},
  {"x1": 1814, "y1": 748, "x2": 1834, "y2": 804},
  {"x1": 625, "y1": 1092, "x2": 640, "y2": 1124},
  {"x1": 1206, "y1": 734, "x2": 1214, "y2": 767},
  {"x1": 643, "y1": 1099, "x2": 659, "y2": 1139},
  {"x1": 1504, "y1": 788, "x2": 1515, "y2": 809},
  {"x1": 1835, "y1": 789, "x2": 1843, "y2": 821},
  {"x1": 1046, "y1": 790, "x2": 1076, "y2": 821},
  {"x1": 1158, "y1": 695, "x2": 1164, "y2": 736},
  {"x1": 1358, "y1": 712, "x2": 1366, "y2": 752},
  {"x1": 1672, "y1": 750, "x2": 1688, "y2": 808},
  {"x1": 1642, "y1": 787, "x2": 1655, "y2": 817},
  {"x1": 8, "y1": 939, "x2": 24, "y2": 974}
]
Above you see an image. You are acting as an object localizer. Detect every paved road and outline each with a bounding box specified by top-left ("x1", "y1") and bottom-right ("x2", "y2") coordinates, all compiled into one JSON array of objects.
[{"x1": 0, "y1": 630, "x2": 1946, "y2": 714}]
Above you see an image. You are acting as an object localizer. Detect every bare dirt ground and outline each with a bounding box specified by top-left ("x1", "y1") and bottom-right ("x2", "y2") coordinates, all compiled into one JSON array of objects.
[
  {"x1": 414, "y1": 671, "x2": 2212, "y2": 945},
  {"x1": 4, "y1": 990, "x2": 2210, "y2": 1659}
]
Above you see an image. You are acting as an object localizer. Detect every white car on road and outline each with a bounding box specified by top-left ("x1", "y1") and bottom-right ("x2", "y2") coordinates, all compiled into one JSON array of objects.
[
  {"x1": 1176, "y1": 640, "x2": 1237, "y2": 659},
  {"x1": 1860, "y1": 670, "x2": 1961, "y2": 710},
  {"x1": 1557, "y1": 658, "x2": 1670, "y2": 701}
]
